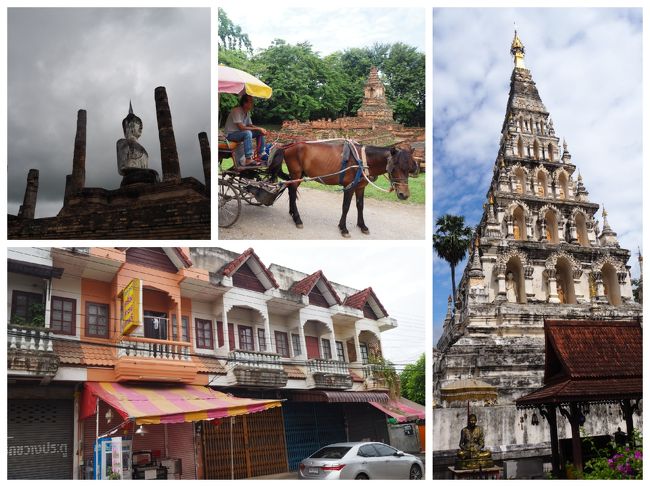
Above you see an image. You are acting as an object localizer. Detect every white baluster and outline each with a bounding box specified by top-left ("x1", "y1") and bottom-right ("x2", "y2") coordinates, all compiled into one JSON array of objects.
[
  {"x1": 9, "y1": 329, "x2": 17, "y2": 349},
  {"x1": 46, "y1": 332, "x2": 54, "y2": 352},
  {"x1": 29, "y1": 330, "x2": 36, "y2": 351},
  {"x1": 20, "y1": 330, "x2": 27, "y2": 350},
  {"x1": 37, "y1": 331, "x2": 46, "y2": 351}
]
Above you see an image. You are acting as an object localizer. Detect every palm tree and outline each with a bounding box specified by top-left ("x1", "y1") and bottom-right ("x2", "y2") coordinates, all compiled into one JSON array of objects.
[{"x1": 433, "y1": 214, "x2": 473, "y2": 306}]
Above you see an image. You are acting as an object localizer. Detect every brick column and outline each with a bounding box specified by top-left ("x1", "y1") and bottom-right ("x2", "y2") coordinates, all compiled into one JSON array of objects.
[
  {"x1": 198, "y1": 132, "x2": 210, "y2": 194},
  {"x1": 17, "y1": 169, "x2": 39, "y2": 219},
  {"x1": 155, "y1": 87, "x2": 181, "y2": 182}
]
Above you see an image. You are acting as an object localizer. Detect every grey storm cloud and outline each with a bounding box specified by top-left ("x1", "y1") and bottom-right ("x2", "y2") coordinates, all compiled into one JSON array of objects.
[{"x1": 8, "y1": 8, "x2": 210, "y2": 218}]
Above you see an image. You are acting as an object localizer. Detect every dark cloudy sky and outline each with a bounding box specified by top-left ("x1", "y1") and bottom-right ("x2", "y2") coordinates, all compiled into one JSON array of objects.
[{"x1": 8, "y1": 8, "x2": 210, "y2": 218}]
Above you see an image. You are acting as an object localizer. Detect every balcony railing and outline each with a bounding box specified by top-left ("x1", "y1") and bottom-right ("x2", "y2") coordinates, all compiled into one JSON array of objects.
[
  {"x1": 228, "y1": 350, "x2": 283, "y2": 370},
  {"x1": 363, "y1": 364, "x2": 389, "y2": 391},
  {"x1": 8, "y1": 326, "x2": 54, "y2": 353},
  {"x1": 307, "y1": 359, "x2": 349, "y2": 376},
  {"x1": 118, "y1": 336, "x2": 191, "y2": 361},
  {"x1": 7, "y1": 325, "x2": 59, "y2": 378}
]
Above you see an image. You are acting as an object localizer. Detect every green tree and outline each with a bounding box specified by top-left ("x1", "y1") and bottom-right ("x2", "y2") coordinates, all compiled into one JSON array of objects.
[
  {"x1": 382, "y1": 43, "x2": 425, "y2": 125},
  {"x1": 433, "y1": 214, "x2": 473, "y2": 305},
  {"x1": 400, "y1": 354, "x2": 425, "y2": 405},
  {"x1": 218, "y1": 8, "x2": 252, "y2": 53}
]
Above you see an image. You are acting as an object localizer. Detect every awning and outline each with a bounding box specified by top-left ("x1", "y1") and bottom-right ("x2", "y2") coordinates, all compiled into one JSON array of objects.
[
  {"x1": 370, "y1": 397, "x2": 425, "y2": 422},
  {"x1": 291, "y1": 390, "x2": 389, "y2": 403},
  {"x1": 81, "y1": 382, "x2": 281, "y2": 425}
]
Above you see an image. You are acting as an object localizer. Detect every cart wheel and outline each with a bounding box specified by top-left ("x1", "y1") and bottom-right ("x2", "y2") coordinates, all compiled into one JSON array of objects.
[{"x1": 218, "y1": 180, "x2": 241, "y2": 228}]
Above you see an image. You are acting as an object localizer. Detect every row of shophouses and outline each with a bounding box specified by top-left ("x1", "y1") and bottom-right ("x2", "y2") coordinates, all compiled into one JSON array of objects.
[{"x1": 7, "y1": 247, "x2": 424, "y2": 480}]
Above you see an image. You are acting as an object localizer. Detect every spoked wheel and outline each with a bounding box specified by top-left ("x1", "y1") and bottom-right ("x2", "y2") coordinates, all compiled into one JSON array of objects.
[
  {"x1": 218, "y1": 179, "x2": 241, "y2": 228},
  {"x1": 409, "y1": 464, "x2": 422, "y2": 480}
]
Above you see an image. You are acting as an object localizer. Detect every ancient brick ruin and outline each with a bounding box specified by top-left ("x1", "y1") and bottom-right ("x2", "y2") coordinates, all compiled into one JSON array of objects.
[
  {"x1": 8, "y1": 87, "x2": 210, "y2": 239},
  {"x1": 276, "y1": 67, "x2": 424, "y2": 164}
]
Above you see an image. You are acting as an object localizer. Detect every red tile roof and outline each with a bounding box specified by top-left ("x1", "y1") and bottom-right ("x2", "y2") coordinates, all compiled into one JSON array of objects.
[
  {"x1": 517, "y1": 320, "x2": 642, "y2": 406},
  {"x1": 194, "y1": 355, "x2": 227, "y2": 375},
  {"x1": 290, "y1": 270, "x2": 342, "y2": 305},
  {"x1": 221, "y1": 248, "x2": 279, "y2": 288},
  {"x1": 344, "y1": 287, "x2": 388, "y2": 317},
  {"x1": 283, "y1": 364, "x2": 307, "y2": 379},
  {"x1": 54, "y1": 340, "x2": 115, "y2": 367},
  {"x1": 545, "y1": 320, "x2": 642, "y2": 381}
]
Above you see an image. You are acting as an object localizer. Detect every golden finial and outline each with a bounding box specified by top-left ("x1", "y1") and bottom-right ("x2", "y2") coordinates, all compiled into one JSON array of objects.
[{"x1": 510, "y1": 30, "x2": 526, "y2": 69}]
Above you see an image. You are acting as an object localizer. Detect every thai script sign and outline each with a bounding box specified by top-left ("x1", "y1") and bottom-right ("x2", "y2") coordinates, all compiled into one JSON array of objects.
[
  {"x1": 122, "y1": 278, "x2": 142, "y2": 335},
  {"x1": 111, "y1": 436, "x2": 123, "y2": 479},
  {"x1": 8, "y1": 442, "x2": 68, "y2": 457}
]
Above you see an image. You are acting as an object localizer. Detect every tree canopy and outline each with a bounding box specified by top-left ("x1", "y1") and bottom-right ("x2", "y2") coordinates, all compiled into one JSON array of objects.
[
  {"x1": 218, "y1": 9, "x2": 424, "y2": 126},
  {"x1": 400, "y1": 353, "x2": 425, "y2": 405},
  {"x1": 433, "y1": 214, "x2": 474, "y2": 305}
]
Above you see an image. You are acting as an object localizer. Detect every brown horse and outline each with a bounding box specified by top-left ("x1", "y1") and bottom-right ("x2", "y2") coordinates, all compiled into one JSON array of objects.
[{"x1": 268, "y1": 141, "x2": 419, "y2": 237}]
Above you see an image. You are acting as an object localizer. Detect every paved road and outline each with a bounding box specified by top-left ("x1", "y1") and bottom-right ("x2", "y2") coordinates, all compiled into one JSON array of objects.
[{"x1": 219, "y1": 187, "x2": 425, "y2": 240}]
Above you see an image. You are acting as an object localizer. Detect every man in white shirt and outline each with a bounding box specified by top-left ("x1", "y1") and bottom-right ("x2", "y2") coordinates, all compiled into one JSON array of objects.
[{"x1": 224, "y1": 94, "x2": 267, "y2": 166}]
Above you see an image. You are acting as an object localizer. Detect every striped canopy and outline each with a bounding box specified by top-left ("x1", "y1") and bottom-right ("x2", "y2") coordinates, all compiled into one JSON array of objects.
[
  {"x1": 82, "y1": 382, "x2": 281, "y2": 425},
  {"x1": 370, "y1": 397, "x2": 425, "y2": 423}
]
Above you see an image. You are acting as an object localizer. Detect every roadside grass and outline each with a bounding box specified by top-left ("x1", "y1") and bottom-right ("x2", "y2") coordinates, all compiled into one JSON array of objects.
[{"x1": 219, "y1": 157, "x2": 425, "y2": 205}]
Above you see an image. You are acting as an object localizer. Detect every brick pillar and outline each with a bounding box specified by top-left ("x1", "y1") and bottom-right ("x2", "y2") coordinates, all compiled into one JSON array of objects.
[
  {"x1": 17, "y1": 169, "x2": 39, "y2": 219},
  {"x1": 71, "y1": 109, "x2": 86, "y2": 192},
  {"x1": 198, "y1": 132, "x2": 210, "y2": 194},
  {"x1": 154, "y1": 86, "x2": 181, "y2": 182}
]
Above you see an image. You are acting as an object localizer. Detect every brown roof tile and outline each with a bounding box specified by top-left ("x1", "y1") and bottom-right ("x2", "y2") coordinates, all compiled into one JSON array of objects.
[
  {"x1": 344, "y1": 287, "x2": 389, "y2": 317},
  {"x1": 194, "y1": 355, "x2": 227, "y2": 375},
  {"x1": 54, "y1": 340, "x2": 115, "y2": 367},
  {"x1": 283, "y1": 364, "x2": 307, "y2": 379},
  {"x1": 290, "y1": 270, "x2": 342, "y2": 305},
  {"x1": 517, "y1": 320, "x2": 643, "y2": 406},
  {"x1": 545, "y1": 320, "x2": 642, "y2": 380},
  {"x1": 221, "y1": 248, "x2": 279, "y2": 288}
]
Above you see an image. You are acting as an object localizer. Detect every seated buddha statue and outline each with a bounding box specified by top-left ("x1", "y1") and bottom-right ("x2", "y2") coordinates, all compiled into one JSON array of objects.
[
  {"x1": 456, "y1": 414, "x2": 494, "y2": 470},
  {"x1": 117, "y1": 102, "x2": 158, "y2": 185}
]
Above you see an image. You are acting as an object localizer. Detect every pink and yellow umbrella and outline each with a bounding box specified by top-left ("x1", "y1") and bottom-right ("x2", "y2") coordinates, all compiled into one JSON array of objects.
[{"x1": 218, "y1": 65, "x2": 272, "y2": 99}]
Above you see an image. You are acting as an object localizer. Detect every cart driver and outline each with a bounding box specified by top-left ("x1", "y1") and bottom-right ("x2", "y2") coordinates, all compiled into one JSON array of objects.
[{"x1": 224, "y1": 94, "x2": 267, "y2": 166}]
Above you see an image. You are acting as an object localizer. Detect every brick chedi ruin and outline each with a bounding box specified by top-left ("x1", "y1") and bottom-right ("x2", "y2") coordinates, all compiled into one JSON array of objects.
[
  {"x1": 8, "y1": 86, "x2": 210, "y2": 239},
  {"x1": 279, "y1": 67, "x2": 424, "y2": 161}
]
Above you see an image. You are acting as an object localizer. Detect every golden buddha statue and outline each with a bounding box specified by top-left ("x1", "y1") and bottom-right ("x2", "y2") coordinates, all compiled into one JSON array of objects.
[{"x1": 455, "y1": 414, "x2": 494, "y2": 470}]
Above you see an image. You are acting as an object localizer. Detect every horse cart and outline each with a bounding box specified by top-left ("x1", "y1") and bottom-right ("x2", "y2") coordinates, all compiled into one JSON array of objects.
[{"x1": 217, "y1": 65, "x2": 420, "y2": 235}]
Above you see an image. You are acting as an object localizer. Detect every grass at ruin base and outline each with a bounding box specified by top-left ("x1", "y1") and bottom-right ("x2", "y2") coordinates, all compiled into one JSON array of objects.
[{"x1": 219, "y1": 158, "x2": 425, "y2": 205}]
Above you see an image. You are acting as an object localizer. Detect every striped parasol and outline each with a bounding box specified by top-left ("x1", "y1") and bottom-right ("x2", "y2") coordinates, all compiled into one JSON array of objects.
[{"x1": 218, "y1": 65, "x2": 272, "y2": 99}]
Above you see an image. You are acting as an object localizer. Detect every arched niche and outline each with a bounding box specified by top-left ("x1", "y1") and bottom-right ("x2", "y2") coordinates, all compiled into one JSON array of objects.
[
  {"x1": 505, "y1": 257, "x2": 527, "y2": 304},
  {"x1": 547, "y1": 143, "x2": 555, "y2": 162},
  {"x1": 545, "y1": 210, "x2": 559, "y2": 244},
  {"x1": 536, "y1": 170, "x2": 547, "y2": 197},
  {"x1": 557, "y1": 172, "x2": 569, "y2": 200},
  {"x1": 602, "y1": 263, "x2": 622, "y2": 305},
  {"x1": 574, "y1": 211, "x2": 590, "y2": 246},
  {"x1": 514, "y1": 167, "x2": 526, "y2": 195},
  {"x1": 517, "y1": 137, "x2": 524, "y2": 157},
  {"x1": 555, "y1": 258, "x2": 576, "y2": 304},
  {"x1": 512, "y1": 205, "x2": 526, "y2": 241},
  {"x1": 533, "y1": 139, "x2": 540, "y2": 160}
]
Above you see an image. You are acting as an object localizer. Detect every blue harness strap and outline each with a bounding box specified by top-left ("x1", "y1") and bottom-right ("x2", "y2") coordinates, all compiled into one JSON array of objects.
[{"x1": 339, "y1": 141, "x2": 364, "y2": 191}]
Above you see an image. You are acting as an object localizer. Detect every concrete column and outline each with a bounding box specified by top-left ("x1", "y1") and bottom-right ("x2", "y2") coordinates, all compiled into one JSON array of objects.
[
  {"x1": 198, "y1": 132, "x2": 211, "y2": 194},
  {"x1": 154, "y1": 86, "x2": 181, "y2": 182},
  {"x1": 71, "y1": 109, "x2": 86, "y2": 192},
  {"x1": 264, "y1": 313, "x2": 272, "y2": 352},
  {"x1": 496, "y1": 266, "x2": 506, "y2": 300},
  {"x1": 221, "y1": 303, "x2": 229, "y2": 352},
  {"x1": 298, "y1": 322, "x2": 307, "y2": 360},
  {"x1": 17, "y1": 169, "x2": 39, "y2": 219}
]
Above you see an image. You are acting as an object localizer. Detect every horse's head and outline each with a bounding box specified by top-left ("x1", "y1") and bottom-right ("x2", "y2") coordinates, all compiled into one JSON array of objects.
[{"x1": 387, "y1": 146, "x2": 419, "y2": 200}]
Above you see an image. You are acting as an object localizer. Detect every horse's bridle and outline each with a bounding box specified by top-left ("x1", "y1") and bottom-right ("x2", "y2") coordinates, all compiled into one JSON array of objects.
[{"x1": 385, "y1": 151, "x2": 416, "y2": 190}]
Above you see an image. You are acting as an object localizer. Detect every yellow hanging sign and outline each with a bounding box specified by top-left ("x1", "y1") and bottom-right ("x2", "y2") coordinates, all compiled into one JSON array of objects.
[{"x1": 122, "y1": 278, "x2": 142, "y2": 335}]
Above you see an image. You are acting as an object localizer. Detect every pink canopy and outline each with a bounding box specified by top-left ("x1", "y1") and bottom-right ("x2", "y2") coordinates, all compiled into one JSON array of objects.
[{"x1": 218, "y1": 65, "x2": 272, "y2": 99}]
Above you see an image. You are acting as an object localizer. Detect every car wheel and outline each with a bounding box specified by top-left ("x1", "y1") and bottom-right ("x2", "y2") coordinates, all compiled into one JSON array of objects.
[
  {"x1": 355, "y1": 473, "x2": 369, "y2": 480},
  {"x1": 409, "y1": 464, "x2": 422, "y2": 480}
]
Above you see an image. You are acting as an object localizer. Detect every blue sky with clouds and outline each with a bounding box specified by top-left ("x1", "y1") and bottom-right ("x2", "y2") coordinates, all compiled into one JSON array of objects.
[{"x1": 433, "y1": 8, "x2": 643, "y2": 344}]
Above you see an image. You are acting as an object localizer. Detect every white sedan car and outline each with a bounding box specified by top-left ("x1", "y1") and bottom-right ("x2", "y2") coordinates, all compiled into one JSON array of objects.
[{"x1": 299, "y1": 442, "x2": 423, "y2": 480}]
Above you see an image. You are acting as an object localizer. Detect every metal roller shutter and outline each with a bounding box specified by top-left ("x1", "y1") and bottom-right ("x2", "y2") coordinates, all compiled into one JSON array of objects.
[
  {"x1": 283, "y1": 403, "x2": 346, "y2": 471},
  {"x1": 8, "y1": 399, "x2": 74, "y2": 479}
]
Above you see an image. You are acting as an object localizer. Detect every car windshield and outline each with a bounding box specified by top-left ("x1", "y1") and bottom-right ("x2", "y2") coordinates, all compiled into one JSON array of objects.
[{"x1": 310, "y1": 446, "x2": 351, "y2": 459}]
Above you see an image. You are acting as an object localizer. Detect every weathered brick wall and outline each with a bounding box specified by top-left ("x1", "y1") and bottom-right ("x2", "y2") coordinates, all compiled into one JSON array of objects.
[{"x1": 9, "y1": 179, "x2": 210, "y2": 240}]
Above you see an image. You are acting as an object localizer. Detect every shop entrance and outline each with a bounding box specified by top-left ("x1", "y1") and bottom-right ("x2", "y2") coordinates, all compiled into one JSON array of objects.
[{"x1": 201, "y1": 407, "x2": 288, "y2": 479}]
